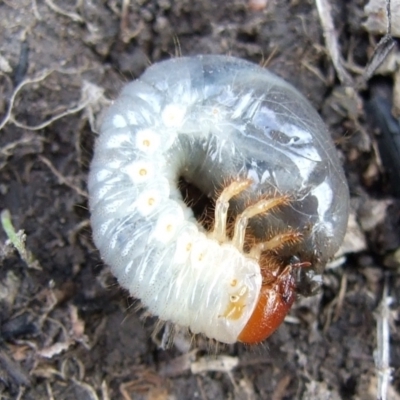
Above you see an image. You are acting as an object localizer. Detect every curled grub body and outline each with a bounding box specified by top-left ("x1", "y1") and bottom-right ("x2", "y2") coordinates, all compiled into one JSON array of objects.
[{"x1": 88, "y1": 55, "x2": 349, "y2": 344}]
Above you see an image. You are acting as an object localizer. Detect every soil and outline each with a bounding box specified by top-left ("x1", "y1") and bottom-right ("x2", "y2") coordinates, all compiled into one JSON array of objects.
[{"x1": 0, "y1": 0, "x2": 399, "y2": 399}]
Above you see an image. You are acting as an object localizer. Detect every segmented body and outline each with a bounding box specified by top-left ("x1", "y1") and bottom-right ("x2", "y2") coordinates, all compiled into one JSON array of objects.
[{"x1": 88, "y1": 55, "x2": 349, "y2": 344}]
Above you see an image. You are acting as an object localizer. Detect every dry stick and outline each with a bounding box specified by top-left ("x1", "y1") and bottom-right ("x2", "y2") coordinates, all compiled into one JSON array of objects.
[
  {"x1": 120, "y1": 0, "x2": 131, "y2": 42},
  {"x1": 44, "y1": 0, "x2": 84, "y2": 23},
  {"x1": 333, "y1": 271, "x2": 347, "y2": 323},
  {"x1": 315, "y1": 0, "x2": 353, "y2": 86},
  {"x1": 0, "y1": 136, "x2": 43, "y2": 157},
  {"x1": 363, "y1": 0, "x2": 395, "y2": 82},
  {"x1": 31, "y1": 0, "x2": 42, "y2": 20},
  {"x1": 0, "y1": 71, "x2": 104, "y2": 133},
  {"x1": 39, "y1": 155, "x2": 88, "y2": 198},
  {"x1": 45, "y1": 381, "x2": 55, "y2": 400},
  {"x1": 0, "y1": 70, "x2": 54, "y2": 131},
  {"x1": 70, "y1": 379, "x2": 99, "y2": 400},
  {"x1": 101, "y1": 380, "x2": 111, "y2": 400},
  {"x1": 173, "y1": 35, "x2": 183, "y2": 58},
  {"x1": 10, "y1": 99, "x2": 91, "y2": 131},
  {"x1": 317, "y1": 0, "x2": 394, "y2": 86},
  {"x1": 375, "y1": 277, "x2": 392, "y2": 400},
  {"x1": 119, "y1": 0, "x2": 144, "y2": 43}
]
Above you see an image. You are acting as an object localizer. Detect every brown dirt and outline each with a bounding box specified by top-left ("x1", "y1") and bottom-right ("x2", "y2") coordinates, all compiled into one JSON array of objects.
[{"x1": 0, "y1": 0, "x2": 399, "y2": 399}]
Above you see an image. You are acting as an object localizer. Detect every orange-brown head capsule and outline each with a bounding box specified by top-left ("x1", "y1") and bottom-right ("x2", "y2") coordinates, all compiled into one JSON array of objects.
[{"x1": 238, "y1": 265, "x2": 296, "y2": 344}]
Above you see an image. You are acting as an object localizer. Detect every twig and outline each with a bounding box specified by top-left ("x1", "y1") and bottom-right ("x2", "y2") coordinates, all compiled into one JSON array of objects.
[
  {"x1": 0, "y1": 69, "x2": 54, "y2": 131},
  {"x1": 0, "y1": 71, "x2": 105, "y2": 133},
  {"x1": 31, "y1": 0, "x2": 42, "y2": 20},
  {"x1": 0, "y1": 135, "x2": 43, "y2": 157},
  {"x1": 315, "y1": 0, "x2": 353, "y2": 86},
  {"x1": 44, "y1": 0, "x2": 84, "y2": 23},
  {"x1": 190, "y1": 355, "x2": 239, "y2": 374},
  {"x1": 363, "y1": 0, "x2": 395, "y2": 81},
  {"x1": 45, "y1": 381, "x2": 55, "y2": 400},
  {"x1": 39, "y1": 155, "x2": 88, "y2": 198},
  {"x1": 374, "y1": 277, "x2": 393, "y2": 400},
  {"x1": 101, "y1": 380, "x2": 110, "y2": 400},
  {"x1": 333, "y1": 271, "x2": 347, "y2": 322},
  {"x1": 10, "y1": 99, "x2": 90, "y2": 131},
  {"x1": 119, "y1": 0, "x2": 144, "y2": 43}
]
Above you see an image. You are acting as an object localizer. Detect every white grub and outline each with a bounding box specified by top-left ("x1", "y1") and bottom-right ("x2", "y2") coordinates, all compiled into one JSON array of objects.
[{"x1": 88, "y1": 55, "x2": 349, "y2": 345}]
